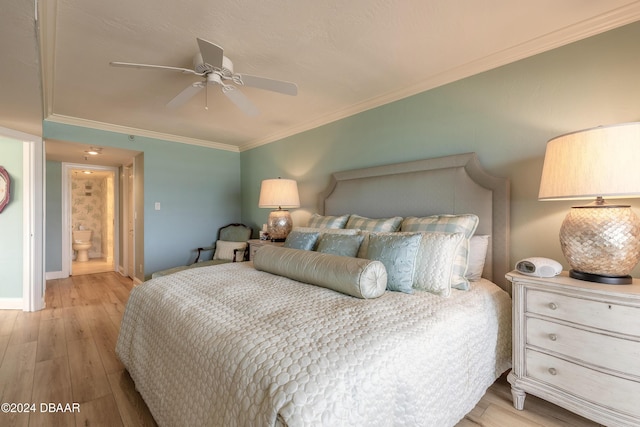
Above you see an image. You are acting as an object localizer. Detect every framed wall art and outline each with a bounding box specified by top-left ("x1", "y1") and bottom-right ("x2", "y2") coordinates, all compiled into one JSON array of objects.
[{"x1": 0, "y1": 166, "x2": 10, "y2": 213}]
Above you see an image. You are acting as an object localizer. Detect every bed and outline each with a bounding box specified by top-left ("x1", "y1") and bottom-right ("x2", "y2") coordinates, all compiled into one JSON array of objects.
[{"x1": 116, "y1": 152, "x2": 512, "y2": 427}]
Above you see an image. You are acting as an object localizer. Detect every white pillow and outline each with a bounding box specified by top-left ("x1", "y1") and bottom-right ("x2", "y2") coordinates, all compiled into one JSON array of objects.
[
  {"x1": 400, "y1": 214, "x2": 479, "y2": 290},
  {"x1": 412, "y1": 232, "x2": 465, "y2": 297},
  {"x1": 213, "y1": 240, "x2": 247, "y2": 261},
  {"x1": 466, "y1": 235, "x2": 490, "y2": 281}
]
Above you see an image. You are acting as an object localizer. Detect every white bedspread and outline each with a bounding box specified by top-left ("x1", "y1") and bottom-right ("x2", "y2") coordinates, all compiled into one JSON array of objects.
[{"x1": 116, "y1": 262, "x2": 511, "y2": 427}]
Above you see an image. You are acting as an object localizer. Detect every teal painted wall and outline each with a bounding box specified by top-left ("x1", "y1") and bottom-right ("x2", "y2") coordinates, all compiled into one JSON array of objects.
[
  {"x1": 241, "y1": 21, "x2": 640, "y2": 277},
  {"x1": 43, "y1": 122, "x2": 241, "y2": 278},
  {"x1": 0, "y1": 137, "x2": 24, "y2": 298},
  {"x1": 45, "y1": 161, "x2": 62, "y2": 272}
]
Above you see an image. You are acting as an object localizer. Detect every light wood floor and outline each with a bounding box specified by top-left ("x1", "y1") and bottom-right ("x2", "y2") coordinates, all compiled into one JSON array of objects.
[
  {"x1": 0, "y1": 272, "x2": 602, "y2": 427},
  {"x1": 71, "y1": 257, "x2": 115, "y2": 276},
  {"x1": 0, "y1": 272, "x2": 155, "y2": 427}
]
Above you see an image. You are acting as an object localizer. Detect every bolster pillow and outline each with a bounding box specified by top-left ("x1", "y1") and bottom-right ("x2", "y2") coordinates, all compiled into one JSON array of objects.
[{"x1": 253, "y1": 246, "x2": 387, "y2": 299}]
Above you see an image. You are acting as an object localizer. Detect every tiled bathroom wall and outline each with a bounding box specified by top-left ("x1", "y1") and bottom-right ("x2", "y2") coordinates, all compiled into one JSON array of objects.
[{"x1": 71, "y1": 173, "x2": 112, "y2": 259}]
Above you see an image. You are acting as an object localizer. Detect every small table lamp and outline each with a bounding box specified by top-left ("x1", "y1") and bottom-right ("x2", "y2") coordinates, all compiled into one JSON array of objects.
[
  {"x1": 539, "y1": 122, "x2": 640, "y2": 284},
  {"x1": 258, "y1": 178, "x2": 300, "y2": 241}
]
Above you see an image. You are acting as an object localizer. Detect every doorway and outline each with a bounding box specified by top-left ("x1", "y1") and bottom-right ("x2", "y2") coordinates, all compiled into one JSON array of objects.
[{"x1": 62, "y1": 163, "x2": 119, "y2": 276}]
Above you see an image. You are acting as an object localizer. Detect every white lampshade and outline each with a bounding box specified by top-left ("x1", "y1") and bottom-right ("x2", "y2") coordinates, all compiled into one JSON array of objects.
[
  {"x1": 539, "y1": 122, "x2": 640, "y2": 200},
  {"x1": 258, "y1": 178, "x2": 300, "y2": 209},
  {"x1": 538, "y1": 122, "x2": 640, "y2": 284}
]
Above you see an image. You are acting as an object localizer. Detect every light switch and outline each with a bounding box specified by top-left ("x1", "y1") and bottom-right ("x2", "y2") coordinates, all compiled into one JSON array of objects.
[{"x1": 154, "y1": 202, "x2": 161, "y2": 210}]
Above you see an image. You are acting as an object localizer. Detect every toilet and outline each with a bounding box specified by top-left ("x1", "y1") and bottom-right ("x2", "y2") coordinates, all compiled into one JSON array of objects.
[{"x1": 72, "y1": 230, "x2": 92, "y2": 262}]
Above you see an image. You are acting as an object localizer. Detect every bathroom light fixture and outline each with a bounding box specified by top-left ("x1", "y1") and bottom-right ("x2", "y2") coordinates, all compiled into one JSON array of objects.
[
  {"x1": 258, "y1": 178, "x2": 300, "y2": 241},
  {"x1": 539, "y1": 122, "x2": 640, "y2": 284},
  {"x1": 82, "y1": 170, "x2": 93, "y2": 174}
]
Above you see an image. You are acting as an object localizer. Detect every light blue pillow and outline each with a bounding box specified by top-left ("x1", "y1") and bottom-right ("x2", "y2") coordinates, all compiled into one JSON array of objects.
[
  {"x1": 316, "y1": 234, "x2": 364, "y2": 257},
  {"x1": 283, "y1": 230, "x2": 320, "y2": 250},
  {"x1": 367, "y1": 233, "x2": 422, "y2": 294}
]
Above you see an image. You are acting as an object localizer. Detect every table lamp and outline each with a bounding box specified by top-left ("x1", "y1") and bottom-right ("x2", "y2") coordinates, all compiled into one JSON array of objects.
[
  {"x1": 538, "y1": 122, "x2": 640, "y2": 284},
  {"x1": 258, "y1": 178, "x2": 300, "y2": 241}
]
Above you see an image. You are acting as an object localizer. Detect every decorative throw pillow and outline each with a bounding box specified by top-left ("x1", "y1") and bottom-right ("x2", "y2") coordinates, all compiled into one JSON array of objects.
[
  {"x1": 367, "y1": 232, "x2": 422, "y2": 294},
  {"x1": 356, "y1": 231, "x2": 371, "y2": 259},
  {"x1": 213, "y1": 241, "x2": 248, "y2": 261},
  {"x1": 412, "y1": 232, "x2": 464, "y2": 297},
  {"x1": 346, "y1": 214, "x2": 403, "y2": 232},
  {"x1": 253, "y1": 246, "x2": 387, "y2": 299},
  {"x1": 316, "y1": 233, "x2": 364, "y2": 257},
  {"x1": 307, "y1": 213, "x2": 350, "y2": 229},
  {"x1": 466, "y1": 235, "x2": 490, "y2": 281},
  {"x1": 283, "y1": 230, "x2": 320, "y2": 250},
  {"x1": 292, "y1": 226, "x2": 359, "y2": 236},
  {"x1": 401, "y1": 215, "x2": 479, "y2": 290}
]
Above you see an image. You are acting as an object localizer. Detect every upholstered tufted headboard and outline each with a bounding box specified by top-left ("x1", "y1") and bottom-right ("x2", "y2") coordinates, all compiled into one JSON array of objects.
[{"x1": 319, "y1": 153, "x2": 511, "y2": 292}]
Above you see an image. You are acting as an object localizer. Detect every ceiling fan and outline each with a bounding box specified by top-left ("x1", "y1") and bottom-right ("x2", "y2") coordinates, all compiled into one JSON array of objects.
[{"x1": 110, "y1": 38, "x2": 298, "y2": 116}]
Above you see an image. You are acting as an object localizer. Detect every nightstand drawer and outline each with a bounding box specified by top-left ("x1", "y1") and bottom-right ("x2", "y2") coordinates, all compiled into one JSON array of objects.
[
  {"x1": 527, "y1": 289, "x2": 640, "y2": 336},
  {"x1": 526, "y1": 349, "x2": 640, "y2": 418},
  {"x1": 526, "y1": 317, "x2": 640, "y2": 377}
]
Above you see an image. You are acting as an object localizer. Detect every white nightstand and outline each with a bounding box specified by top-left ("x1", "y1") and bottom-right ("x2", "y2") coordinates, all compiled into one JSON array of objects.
[
  {"x1": 247, "y1": 239, "x2": 284, "y2": 261},
  {"x1": 506, "y1": 271, "x2": 640, "y2": 426}
]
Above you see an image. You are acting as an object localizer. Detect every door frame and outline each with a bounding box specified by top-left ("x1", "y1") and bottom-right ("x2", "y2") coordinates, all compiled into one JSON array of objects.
[
  {"x1": 121, "y1": 164, "x2": 135, "y2": 278},
  {"x1": 24, "y1": 136, "x2": 45, "y2": 311},
  {"x1": 61, "y1": 162, "x2": 120, "y2": 277}
]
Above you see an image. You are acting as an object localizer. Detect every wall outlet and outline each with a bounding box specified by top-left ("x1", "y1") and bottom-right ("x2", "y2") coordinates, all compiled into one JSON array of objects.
[{"x1": 154, "y1": 202, "x2": 161, "y2": 210}]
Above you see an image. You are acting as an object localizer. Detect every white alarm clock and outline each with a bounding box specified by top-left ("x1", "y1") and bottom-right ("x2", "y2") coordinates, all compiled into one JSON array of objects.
[{"x1": 515, "y1": 257, "x2": 562, "y2": 278}]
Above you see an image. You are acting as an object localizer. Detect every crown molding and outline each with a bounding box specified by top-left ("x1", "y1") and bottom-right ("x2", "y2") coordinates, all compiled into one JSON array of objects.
[
  {"x1": 38, "y1": 3, "x2": 640, "y2": 154},
  {"x1": 45, "y1": 114, "x2": 239, "y2": 152},
  {"x1": 240, "y1": 4, "x2": 640, "y2": 152},
  {"x1": 0, "y1": 125, "x2": 42, "y2": 143}
]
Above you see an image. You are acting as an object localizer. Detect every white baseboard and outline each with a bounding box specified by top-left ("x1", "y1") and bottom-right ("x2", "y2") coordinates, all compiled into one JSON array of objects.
[
  {"x1": 46, "y1": 271, "x2": 67, "y2": 280},
  {"x1": 0, "y1": 298, "x2": 23, "y2": 310},
  {"x1": 133, "y1": 277, "x2": 144, "y2": 286}
]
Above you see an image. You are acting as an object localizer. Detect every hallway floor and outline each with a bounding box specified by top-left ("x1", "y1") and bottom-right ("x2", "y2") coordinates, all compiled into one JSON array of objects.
[{"x1": 72, "y1": 258, "x2": 114, "y2": 276}]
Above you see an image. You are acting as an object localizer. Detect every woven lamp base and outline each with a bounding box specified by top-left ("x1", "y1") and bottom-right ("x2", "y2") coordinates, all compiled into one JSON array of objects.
[{"x1": 560, "y1": 204, "x2": 640, "y2": 284}]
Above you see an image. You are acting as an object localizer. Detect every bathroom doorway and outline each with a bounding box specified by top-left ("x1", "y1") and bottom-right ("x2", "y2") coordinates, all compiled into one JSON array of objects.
[{"x1": 62, "y1": 163, "x2": 119, "y2": 276}]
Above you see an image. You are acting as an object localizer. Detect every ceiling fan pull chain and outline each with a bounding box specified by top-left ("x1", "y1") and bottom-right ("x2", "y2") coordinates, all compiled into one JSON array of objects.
[{"x1": 205, "y1": 82, "x2": 209, "y2": 110}]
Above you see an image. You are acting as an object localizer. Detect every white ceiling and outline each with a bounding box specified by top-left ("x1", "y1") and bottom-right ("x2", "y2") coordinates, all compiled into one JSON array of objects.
[{"x1": 3, "y1": 0, "x2": 640, "y2": 157}]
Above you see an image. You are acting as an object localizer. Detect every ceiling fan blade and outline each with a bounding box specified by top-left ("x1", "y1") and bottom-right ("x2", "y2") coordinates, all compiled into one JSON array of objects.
[
  {"x1": 167, "y1": 82, "x2": 204, "y2": 109},
  {"x1": 222, "y1": 85, "x2": 259, "y2": 116},
  {"x1": 236, "y1": 74, "x2": 298, "y2": 96},
  {"x1": 197, "y1": 38, "x2": 224, "y2": 69},
  {"x1": 110, "y1": 61, "x2": 202, "y2": 76}
]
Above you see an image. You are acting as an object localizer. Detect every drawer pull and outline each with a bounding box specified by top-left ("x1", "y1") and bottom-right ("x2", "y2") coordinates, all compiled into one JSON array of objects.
[
  {"x1": 549, "y1": 333, "x2": 557, "y2": 341},
  {"x1": 548, "y1": 367, "x2": 557, "y2": 376},
  {"x1": 548, "y1": 302, "x2": 558, "y2": 310}
]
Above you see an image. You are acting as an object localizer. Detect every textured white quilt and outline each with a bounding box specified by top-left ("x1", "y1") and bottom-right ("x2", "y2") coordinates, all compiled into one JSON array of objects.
[{"x1": 116, "y1": 262, "x2": 511, "y2": 427}]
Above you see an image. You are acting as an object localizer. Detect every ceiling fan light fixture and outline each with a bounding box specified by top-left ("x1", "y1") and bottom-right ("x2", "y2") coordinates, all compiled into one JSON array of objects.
[{"x1": 110, "y1": 37, "x2": 298, "y2": 115}]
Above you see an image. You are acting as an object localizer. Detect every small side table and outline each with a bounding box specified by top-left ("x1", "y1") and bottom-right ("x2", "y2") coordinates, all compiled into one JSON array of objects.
[
  {"x1": 506, "y1": 270, "x2": 640, "y2": 426},
  {"x1": 247, "y1": 239, "x2": 284, "y2": 260}
]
